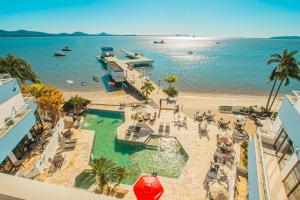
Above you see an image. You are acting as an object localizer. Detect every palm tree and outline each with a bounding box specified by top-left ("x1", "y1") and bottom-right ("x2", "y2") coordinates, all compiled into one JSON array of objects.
[
  {"x1": 267, "y1": 48, "x2": 300, "y2": 112},
  {"x1": 87, "y1": 158, "x2": 120, "y2": 194},
  {"x1": 111, "y1": 167, "x2": 130, "y2": 195},
  {"x1": 0, "y1": 54, "x2": 39, "y2": 83},
  {"x1": 141, "y1": 81, "x2": 155, "y2": 104},
  {"x1": 68, "y1": 95, "x2": 88, "y2": 118},
  {"x1": 164, "y1": 75, "x2": 177, "y2": 94}
]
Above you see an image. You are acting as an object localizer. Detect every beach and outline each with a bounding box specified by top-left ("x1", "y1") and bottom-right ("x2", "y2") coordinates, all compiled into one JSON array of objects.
[{"x1": 63, "y1": 90, "x2": 274, "y2": 113}]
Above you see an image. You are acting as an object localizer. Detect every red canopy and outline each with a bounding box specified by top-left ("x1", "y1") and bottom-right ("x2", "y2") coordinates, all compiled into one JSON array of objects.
[{"x1": 133, "y1": 175, "x2": 164, "y2": 200}]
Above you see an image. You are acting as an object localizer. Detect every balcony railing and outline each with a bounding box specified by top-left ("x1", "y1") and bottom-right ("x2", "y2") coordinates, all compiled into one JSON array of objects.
[
  {"x1": 255, "y1": 133, "x2": 272, "y2": 200},
  {"x1": 0, "y1": 105, "x2": 32, "y2": 138},
  {"x1": 0, "y1": 73, "x2": 12, "y2": 84},
  {"x1": 22, "y1": 94, "x2": 35, "y2": 104},
  {"x1": 257, "y1": 127, "x2": 277, "y2": 145}
]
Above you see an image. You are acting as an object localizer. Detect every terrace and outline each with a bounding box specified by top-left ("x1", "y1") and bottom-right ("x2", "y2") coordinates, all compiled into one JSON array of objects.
[{"x1": 85, "y1": 103, "x2": 242, "y2": 200}]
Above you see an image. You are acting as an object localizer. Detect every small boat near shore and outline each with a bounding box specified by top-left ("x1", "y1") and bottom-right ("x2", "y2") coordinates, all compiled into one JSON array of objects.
[
  {"x1": 154, "y1": 40, "x2": 164, "y2": 44},
  {"x1": 54, "y1": 51, "x2": 66, "y2": 56},
  {"x1": 62, "y1": 46, "x2": 72, "y2": 51}
]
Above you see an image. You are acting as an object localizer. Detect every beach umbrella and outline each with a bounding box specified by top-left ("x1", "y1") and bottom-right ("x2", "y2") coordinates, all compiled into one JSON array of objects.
[
  {"x1": 236, "y1": 115, "x2": 246, "y2": 123},
  {"x1": 208, "y1": 182, "x2": 229, "y2": 200},
  {"x1": 133, "y1": 175, "x2": 164, "y2": 200}
]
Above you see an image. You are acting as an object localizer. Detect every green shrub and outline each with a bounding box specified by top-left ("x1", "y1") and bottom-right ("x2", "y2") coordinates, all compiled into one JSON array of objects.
[{"x1": 163, "y1": 87, "x2": 179, "y2": 97}]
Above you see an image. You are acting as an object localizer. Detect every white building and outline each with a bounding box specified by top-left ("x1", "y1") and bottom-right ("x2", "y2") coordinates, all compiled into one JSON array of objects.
[
  {"x1": 248, "y1": 90, "x2": 300, "y2": 200},
  {"x1": 0, "y1": 73, "x2": 42, "y2": 171}
]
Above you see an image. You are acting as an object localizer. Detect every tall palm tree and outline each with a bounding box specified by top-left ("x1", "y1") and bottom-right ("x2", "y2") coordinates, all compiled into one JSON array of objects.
[
  {"x1": 164, "y1": 75, "x2": 177, "y2": 93},
  {"x1": 267, "y1": 48, "x2": 300, "y2": 112},
  {"x1": 0, "y1": 54, "x2": 39, "y2": 83},
  {"x1": 87, "y1": 158, "x2": 120, "y2": 194},
  {"x1": 141, "y1": 81, "x2": 155, "y2": 104}
]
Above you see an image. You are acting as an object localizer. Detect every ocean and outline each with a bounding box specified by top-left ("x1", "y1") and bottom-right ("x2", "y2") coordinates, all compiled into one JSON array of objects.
[{"x1": 0, "y1": 36, "x2": 299, "y2": 95}]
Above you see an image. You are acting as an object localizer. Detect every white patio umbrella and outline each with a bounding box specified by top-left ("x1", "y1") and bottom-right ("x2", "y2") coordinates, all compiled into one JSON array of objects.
[{"x1": 236, "y1": 115, "x2": 246, "y2": 123}]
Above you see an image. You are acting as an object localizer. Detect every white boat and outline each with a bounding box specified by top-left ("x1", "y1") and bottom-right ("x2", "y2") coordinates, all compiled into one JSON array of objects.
[
  {"x1": 101, "y1": 47, "x2": 114, "y2": 58},
  {"x1": 154, "y1": 40, "x2": 164, "y2": 44},
  {"x1": 54, "y1": 51, "x2": 66, "y2": 56},
  {"x1": 62, "y1": 46, "x2": 72, "y2": 51}
]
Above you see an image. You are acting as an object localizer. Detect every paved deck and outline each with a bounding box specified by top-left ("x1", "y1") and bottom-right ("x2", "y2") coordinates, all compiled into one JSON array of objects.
[
  {"x1": 106, "y1": 104, "x2": 239, "y2": 200},
  {"x1": 103, "y1": 56, "x2": 171, "y2": 108},
  {"x1": 262, "y1": 145, "x2": 288, "y2": 200},
  {"x1": 35, "y1": 129, "x2": 95, "y2": 188},
  {"x1": 119, "y1": 49, "x2": 154, "y2": 64}
]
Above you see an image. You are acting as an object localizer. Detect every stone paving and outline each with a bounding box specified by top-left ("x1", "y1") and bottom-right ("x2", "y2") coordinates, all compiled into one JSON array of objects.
[
  {"x1": 35, "y1": 129, "x2": 94, "y2": 188},
  {"x1": 35, "y1": 104, "x2": 239, "y2": 200},
  {"x1": 119, "y1": 108, "x2": 237, "y2": 200}
]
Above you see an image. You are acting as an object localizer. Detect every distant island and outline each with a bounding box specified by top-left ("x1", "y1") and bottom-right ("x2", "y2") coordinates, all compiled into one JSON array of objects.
[
  {"x1": 270, "y1": 36, "x2": 300, "y2": 39},
  {"x1": 0, "y1": 29, "x2": 136, "y2": 37}
]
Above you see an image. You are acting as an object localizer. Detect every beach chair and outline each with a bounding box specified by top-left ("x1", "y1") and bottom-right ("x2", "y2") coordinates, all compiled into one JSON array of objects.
[
  {"x1": 137, "y1": 114, "x2": 143, "y2": 122},
  {"x1": 132, "y1": 126, "x2": 141, "y2": 138},
  {"x1": 199, "y1": 123, "x2": 208, "y2": 135},
  {"x1": 158, "y1": 122, "x2": 164, "y2": 134},
  {"x1": 165, "y1": 122, "x2": 170, "y2": 134},
  {"x1": 62, "y1": 142, "x2": 76, "y2": 150},
  {"x1": 125, "y1": 126, "x2": 134, "y2": 136},
  {"x1": 64, "y1": 138, "x2": 77, "y2": 144}
]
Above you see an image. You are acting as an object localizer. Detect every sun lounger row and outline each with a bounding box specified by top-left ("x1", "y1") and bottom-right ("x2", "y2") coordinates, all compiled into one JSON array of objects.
[
  {"x1": 158, "y1": 122, "x2": 170, "y2": 134},
  {"x1": 125, "y1": 126, "x2": 141, "y2": 138}
]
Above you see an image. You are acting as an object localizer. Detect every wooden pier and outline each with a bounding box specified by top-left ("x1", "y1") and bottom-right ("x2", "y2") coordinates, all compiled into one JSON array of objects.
[{"x1": 102, "y1": 51, "x2": 171, "y2": 108}]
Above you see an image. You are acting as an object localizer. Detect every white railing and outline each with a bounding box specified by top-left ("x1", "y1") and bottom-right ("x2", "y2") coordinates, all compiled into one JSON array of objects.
[
  {"x1": 22, "y1": 94, "x2": 35, "y2": 104},
  {"x1": 256, "y1": 133, "x2": 272, "y2": 200},
  {"x1": 258, "y1": 127, "x2": 277, "y2": 145},
  {"x1": 0, "y1": 104, "x2": 31, "y2": 138},
  {"x1": 228, "y1": 145, "x2": 240, "y2": 200},
  {"x1": 0, "y1": 73, "x2": 12, "y2": 83}
]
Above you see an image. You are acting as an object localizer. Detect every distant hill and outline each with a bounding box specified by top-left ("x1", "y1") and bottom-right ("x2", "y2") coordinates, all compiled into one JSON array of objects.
[
  {"x1": 0, "y1": 29, "x2": 136, "y2": 37},
  {"x1": 270, "y1": 36, "x2": 300, "y2": 39}
]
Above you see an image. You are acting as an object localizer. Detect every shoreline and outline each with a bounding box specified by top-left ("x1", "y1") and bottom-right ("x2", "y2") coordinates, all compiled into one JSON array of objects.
[
  {"x1": 62, "y1": 89, "x2": 282, "y2": 113},
  {"x1": 60, "y1": 87, "x2": 281, "y2": 97}
]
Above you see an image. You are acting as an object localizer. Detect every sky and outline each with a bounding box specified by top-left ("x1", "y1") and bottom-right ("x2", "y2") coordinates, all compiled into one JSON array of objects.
[{"x1": 0, "y1": 0, "x2": 300, "y2": 37}]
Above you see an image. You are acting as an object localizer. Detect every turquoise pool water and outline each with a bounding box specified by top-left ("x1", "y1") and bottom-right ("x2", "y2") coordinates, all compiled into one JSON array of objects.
[{"x1": 80, "y1": 109, "x2": 188, "y2": 186}]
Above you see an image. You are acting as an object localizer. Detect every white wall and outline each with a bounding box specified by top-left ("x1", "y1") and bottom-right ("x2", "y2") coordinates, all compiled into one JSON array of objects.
[
  {"x1": 273, "y1": 116, "x2": 282, "y2": 133},
  {"x1": 0, "y1": 93, "x2": 25, "y2": 124},
  {"x1": 294, "y1": 99, "x2": 300, "y2": 114}
]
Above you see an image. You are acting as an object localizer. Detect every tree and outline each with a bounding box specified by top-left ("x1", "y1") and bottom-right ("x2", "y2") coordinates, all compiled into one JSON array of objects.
[
  {"x1": 163, "y1": 75, "x2": 179, "y2": 97},
  {"x1": 111, "y1": 166, "x2": 130, "y2": 195},
  {"x1": 0, "y1": 54, "x2": 39, "y2": 83},
  {"x1": 87, "y1": 157, "x2": 127, "y2": 194},
  {"x1": 267, "y1": 49, "x2": 300, "y2": 112},
  {"x1": 141, "y1": 81, "x2": 155, "y2": 104},
  {"x1": 25, "y1": 83, "x2": 64, "y2": 125},
  {"x1": 67, "y1": 95, "x2": 90, "y2": 118}
]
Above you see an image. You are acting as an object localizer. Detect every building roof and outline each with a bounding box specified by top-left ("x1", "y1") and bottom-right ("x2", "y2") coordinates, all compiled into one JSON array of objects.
[
  {"x1": 108, "y1": 61, "x2": 124, "y2": 72},
  {"x1": 0, "y1": 173, "x2": 114, "y2": 200},
  {"x1": 101, "y1": 47, "x2": 113, "y2": 52}
]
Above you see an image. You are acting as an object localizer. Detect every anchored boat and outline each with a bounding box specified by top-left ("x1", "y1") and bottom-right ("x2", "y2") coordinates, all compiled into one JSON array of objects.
[
  {"x1": 62, "y1": 46, "x2": 72, "y2": 51},
  {"x1": 154, "y1": 40, "x2": 164, "y2": 44},
  {"x1": 54, "y1": 51, "x2": 66, "y2": 56}
]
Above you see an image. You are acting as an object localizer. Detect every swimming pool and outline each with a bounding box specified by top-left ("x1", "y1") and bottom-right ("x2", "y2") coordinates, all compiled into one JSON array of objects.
[{"x1": 76, "y1": 109, "x2": 188, "y2": 188}]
